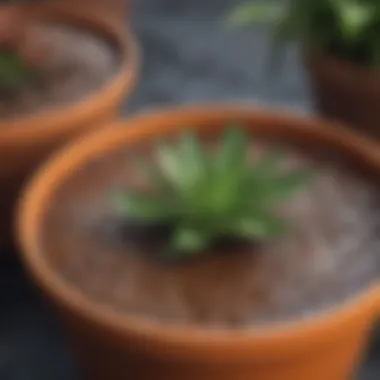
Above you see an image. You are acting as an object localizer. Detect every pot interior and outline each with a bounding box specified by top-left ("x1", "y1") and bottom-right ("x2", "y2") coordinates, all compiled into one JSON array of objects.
[{"x1": 36, "y1": 114, "x2": 380, "y2": 328}]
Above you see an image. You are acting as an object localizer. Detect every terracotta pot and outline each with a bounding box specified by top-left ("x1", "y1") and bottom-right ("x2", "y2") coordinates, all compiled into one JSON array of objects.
[
  {"x1": 306, "y1": 55, "x2": 380, "y2": 139},
  {"x1": 17, "y1": 105, "x2": 380, "y2": 380},
  {"x1": 61, "y1": 0, "x2": 130, "y2": 23},
  {"x1": 0, "y1": 3, "x2": 139, "y2": 251}
]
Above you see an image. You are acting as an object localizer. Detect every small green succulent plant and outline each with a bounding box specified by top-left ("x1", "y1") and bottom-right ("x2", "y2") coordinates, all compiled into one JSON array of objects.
[
  {"x1": 0, "y1": 3, "x2": 45, "y2": 94},
  {"x1": 0, "y1": 51, "x2": 37, "y2": 92},
  {"x1": 229, "y1": 0, "x2": 380, "y2": 67},
  {"x1": 114, "y1": 127, "x2": 313, "y2": 260}
]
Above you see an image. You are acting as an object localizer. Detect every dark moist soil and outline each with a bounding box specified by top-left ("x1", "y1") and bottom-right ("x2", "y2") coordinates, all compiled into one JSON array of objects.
[
  {"x1": 0, "y1": 23, "x2": 119, "y2": 120},
  {"x1": 41, "y1": 139, "x2": 380, "y2": 328}
]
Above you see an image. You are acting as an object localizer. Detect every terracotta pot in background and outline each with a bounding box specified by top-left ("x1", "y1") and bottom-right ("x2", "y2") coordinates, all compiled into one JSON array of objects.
[
  {"x1": 62, "y1": 0, "x2": 130, "y2": 23},
  {"x1": 17, "y1": 105, "x2": 380, "y2": 380},
  {"x1": 0, "y1": 3, "x2": 139, "y2": 252},
  {"x1": 306, "y1": 56, "x2": 380, "y2": 140}
]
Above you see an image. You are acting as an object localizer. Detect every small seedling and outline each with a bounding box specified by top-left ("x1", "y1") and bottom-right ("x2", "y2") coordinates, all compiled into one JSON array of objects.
[
  {"x1": 114, "y1": 127, "x2": 314, "y2": 260},
  {"x1": 0, "y1": 4, "x2": 45, "y2": 94},
  {"x1": 0, "y1": 51, "x2": 39, "y2": 92}
]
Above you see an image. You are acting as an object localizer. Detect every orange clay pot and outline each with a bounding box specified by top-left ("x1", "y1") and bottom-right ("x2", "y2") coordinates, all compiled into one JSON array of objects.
[
  {"x1": 0, "y1": 4, "x2": 139, "y2": 252},
  {"x1": 61, "y1": 0, "x2": 130, "y2": 23},
  {"x1": 17, "y1": 105, "x2": 380, "y2": 380},
  {"x1": 306, "y1": 55, "x2": 380, "y2": 140}
]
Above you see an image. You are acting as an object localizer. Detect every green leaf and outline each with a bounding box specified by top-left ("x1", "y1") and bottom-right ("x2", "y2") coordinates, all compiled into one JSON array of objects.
[
  {"x1": 168, "y1": 227, "x2": 211, "y2": 257},
  {"x1": 228, "y1": 0, "x2": 380, "y2": 68},
  {"x1": 179, "y1": 130, "x2": 208, "y2": 188},
  {"x1": 262, "y1": 169, "x2": 315, "y2": 204},
  {"x1": 242, "y1": 153, "x2": 314, "y2": 210},
  {"x1": 113, "y1": 192, "x2": 170, "y2": 222},
  {"x1": 0, "y1": 52, "x2": 36, "y2": 92},
  {"x1": 335, "y1": 2, "x2": 373, "y2": 40},
  {"x1": 228, "y1": 2, "x2": 282, "y2": 27},
  {"x1": 211, "y1": 127, "x2": 248, "y2": 213},
  {"x1": 156, "y1": 140, "x2": 187, "y2": 193},
  {"x1": 216, "y1": 127, "x2": 248, "y2": 172},
  {"x1": 273, "y1": 169, "x2": 315, "y2": 199},
  {"x1": 112, "y1": 126, "x2": 316, "y2": 260},
  {"x1": 227, "y1": 213, "x2": 288, "y2": 239}
]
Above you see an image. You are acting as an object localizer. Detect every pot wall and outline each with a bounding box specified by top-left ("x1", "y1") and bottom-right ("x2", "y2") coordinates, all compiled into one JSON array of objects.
[
  {"x1": 306, "y1": 57, "x2": 380, "y2": 140},
  {"x1": 0, "y1": 109, "x2": 115, "y2": 251},
  {"x1": 58, "y1": 306, "x2": 374, "y2": 380},
  {"x1": 0, "y1": 4, "x2": 139, "y2": 252},
  {"x1": 61, "y1": 0, "x2": 129, "y2": 22},
  {"x1": 17, "y1": 106, "x2": 380, "y2": 380}
]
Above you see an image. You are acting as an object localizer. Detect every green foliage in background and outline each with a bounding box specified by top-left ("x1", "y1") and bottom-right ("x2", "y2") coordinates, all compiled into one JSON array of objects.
[
  {"x1": 229, "y1": 0, "x2": 380, "y2": 67},
  {"x1": 114, "y1": 127, "x2": 313, "y2": 260}
]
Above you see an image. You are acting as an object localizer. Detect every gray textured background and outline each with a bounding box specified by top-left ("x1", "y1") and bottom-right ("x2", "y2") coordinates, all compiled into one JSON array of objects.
[
  {"x1": 0, "y1": 0, "x2": 378, "y2": 379},
  {"x1": 128, "y1": 0, "x2": 312, "y2": 112}
]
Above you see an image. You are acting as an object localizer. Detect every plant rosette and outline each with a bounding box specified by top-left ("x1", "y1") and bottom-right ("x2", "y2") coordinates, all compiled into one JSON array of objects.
[
  {"x1": 17, "y1": 105, "x2": 380, "y2": 380},
  {"x1": 0, "y1": 2, "x2": 139, "y2": 251},
  {"x1": 229, "y1": 0, "x2": 380, "y2": 138}
]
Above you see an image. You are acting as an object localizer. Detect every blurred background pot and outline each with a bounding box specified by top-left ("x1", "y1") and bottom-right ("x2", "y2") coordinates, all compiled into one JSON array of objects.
[
  {"x1": 0, "y1": 3, "x2": 139, "y2": 252},
  {"x1": 17, "y1": 106, "x2": 380, "y2": 380},
  {"x1": 62, "y1": 0, "x2": 130, "y2": 23},
  {"x1": 306, "y1": 55, "x2": 380, "y2": 140}
]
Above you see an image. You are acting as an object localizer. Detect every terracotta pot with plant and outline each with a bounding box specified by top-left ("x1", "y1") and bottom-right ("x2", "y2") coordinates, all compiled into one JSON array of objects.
[
  {"x1": 229, "y1": 0, "x2": 380, "y2": 139},
  {"x1": 17, "y1": 105, "x2": 380, "y2": 380},
  {"x1": 0, "y1": 2, "x2": 139, "y2": 250}
]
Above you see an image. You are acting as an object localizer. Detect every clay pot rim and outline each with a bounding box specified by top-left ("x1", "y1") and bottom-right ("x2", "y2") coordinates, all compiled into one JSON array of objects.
[
  {"x1": 16, "y1": 104, "x2": 380, "y2": 360},
  {"x1": 0, "y1": 3, "x2": 140, "y2": 144}
]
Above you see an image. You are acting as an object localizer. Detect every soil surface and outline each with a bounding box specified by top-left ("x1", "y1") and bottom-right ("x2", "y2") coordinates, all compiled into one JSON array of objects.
[
  {"x1": 41, "y1": 137, "x2": 380, "y2": 328},
  {"x1": 0, "y1": 23, "x2": 119, "y2": 120}
]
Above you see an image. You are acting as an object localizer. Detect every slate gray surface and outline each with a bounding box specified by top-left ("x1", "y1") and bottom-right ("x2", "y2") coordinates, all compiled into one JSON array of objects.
[
  {"x1": 0, "y1": 0, "x2": 378, "y2": 379},
  {"x1": 127, "y1": 0, "x2": 312, "y2": 112}
]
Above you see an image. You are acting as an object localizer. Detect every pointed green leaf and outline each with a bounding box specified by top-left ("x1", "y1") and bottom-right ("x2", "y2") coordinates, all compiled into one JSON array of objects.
[
  {"x1": 156, "y1": 140, "x2": 188, "y2": 193},
  {"x1": 243, "y1": 168, "x2": 314, "y2": 210},
  {"x1": 113, "y1": 192, "x2": 170, "y2": 222},
  {"x1": 264, "y1": 169, "x2": 315, "y2": 203},
  {"x1": 179, "y1": 130, "x2": 208, "y2": 188},
  {"x1": 227, "y1": 214, "x2": 288, "y2": 239},
  {"x1": 211, "y1": 127, "x2": 248, "y2": 213},
  {"x1": 216, "y1": 127, "x2": 248, "y2": 172},
  {"x1": 0, "y1": 53, "x2": 28, "y2": 90},
  {"x1": 168, "y1": 227, "x2": 211, "y2": 257},
  {"x1": 244, "y1": 148, "x2": 286, "y2": 199}
]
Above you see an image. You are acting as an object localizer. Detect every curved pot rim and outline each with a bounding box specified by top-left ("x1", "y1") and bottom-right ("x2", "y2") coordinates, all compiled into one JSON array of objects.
[
  {"x1": 16, "y1": 104, "x2": 380, "y2": 360},
  {"x1": 0, "y1": 3, "x2": 140, "y2": 144}
]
